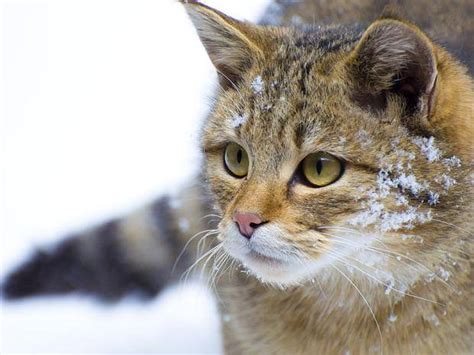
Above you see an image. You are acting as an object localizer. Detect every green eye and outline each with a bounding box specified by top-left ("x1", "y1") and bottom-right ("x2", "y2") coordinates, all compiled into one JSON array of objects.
[
  {"x1": 224, "y1": 143, "x2": 249, "y2": 178},
  {"x1": 301, "y1": 152, "x2": 343, "y2": 187}
]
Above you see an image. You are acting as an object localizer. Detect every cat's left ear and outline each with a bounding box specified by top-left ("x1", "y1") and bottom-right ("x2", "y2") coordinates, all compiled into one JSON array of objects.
[
  {"x1": 348, "y1": 17, "x2": 438, "y2": 125},
  {"x1": 181, "y1": 1, "x2": 265, "y2": 90}
]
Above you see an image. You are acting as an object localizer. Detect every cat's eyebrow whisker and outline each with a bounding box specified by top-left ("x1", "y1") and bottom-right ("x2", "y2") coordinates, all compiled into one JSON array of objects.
[
  {"x1": 319, "y1": 232, "x2": 458, "y2": 293},
  {"x1": 330, "y1": 262, "x2": 384, "y2": 355},
  {"x1": 320, "y1": 246, "x2": 446, "y2": 306}
]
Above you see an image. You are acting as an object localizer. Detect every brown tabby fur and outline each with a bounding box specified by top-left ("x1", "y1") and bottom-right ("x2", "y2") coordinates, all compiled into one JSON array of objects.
[
  {"x1": 3, "y1": 1, "x2": 473, "y2": 354},
  {"x1": 183, "y1": 1, "x2": 473, "y2": 354}
]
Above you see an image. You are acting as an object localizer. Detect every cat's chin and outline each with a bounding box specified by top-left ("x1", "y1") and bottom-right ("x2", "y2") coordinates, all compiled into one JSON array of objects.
[{"x1": 232, "y1": 250, "x2": 322, "y2": 286}]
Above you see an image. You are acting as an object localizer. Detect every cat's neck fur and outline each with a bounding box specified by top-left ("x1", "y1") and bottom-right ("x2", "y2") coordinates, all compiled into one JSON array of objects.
[{"x1": 219, "y1": 256, "x2": 471, "y2": 354}]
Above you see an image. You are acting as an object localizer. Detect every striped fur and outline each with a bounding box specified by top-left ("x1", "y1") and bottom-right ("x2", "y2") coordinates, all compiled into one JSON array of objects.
[{"x1": 3, "y1": 184, "x2": 215, "y2": 300}]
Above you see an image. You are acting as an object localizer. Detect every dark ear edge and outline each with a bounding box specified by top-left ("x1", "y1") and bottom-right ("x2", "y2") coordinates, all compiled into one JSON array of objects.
[
  {"x1": 348, "y1": 19, "x2": 438, "y2": 119},
  {"x1": 181, "y1": 1, "x2": 265, "y2": 90}
]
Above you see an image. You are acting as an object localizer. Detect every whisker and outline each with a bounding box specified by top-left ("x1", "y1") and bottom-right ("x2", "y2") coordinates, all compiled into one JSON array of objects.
[
  {"x1": 172, "y1": 229, "x2": 219, "y2": 274},
  {"x1": 181, "y1": 243, "x2": 222, "y2": 283},
  {"x1": 321, "y1": 246, "x2": 445, "y2": 306},
  {"x1": 320, "y1": 231, "x2": 458, "y2": 293},
  {"x1": 431, "y1": 218, "x2": 472, "y2": 236},
  {"x1": 200, "y1": 243, "x2": 225, "y2": 280},
  {"x1": 331, "y1": 262, "x2": 384, "y2": 355}
]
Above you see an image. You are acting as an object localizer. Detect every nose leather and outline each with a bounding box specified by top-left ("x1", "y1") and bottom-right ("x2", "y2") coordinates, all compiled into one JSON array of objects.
[{"x1": 233, "y1": 212, "x2": 263, "y2": 239}]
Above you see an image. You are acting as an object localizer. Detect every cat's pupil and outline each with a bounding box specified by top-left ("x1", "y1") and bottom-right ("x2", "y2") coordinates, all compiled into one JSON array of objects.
[
  {"x1": 237, "y1": 149, "x2": 243, "y2": 164},
  {"x1": 316, "y1": 159, "x2": 323, "y2": 175}
]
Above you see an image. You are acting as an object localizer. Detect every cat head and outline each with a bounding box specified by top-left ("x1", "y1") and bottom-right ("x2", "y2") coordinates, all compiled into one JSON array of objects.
[{"x1": 183, "y1": 1, "x2": 473, "y2": 287}]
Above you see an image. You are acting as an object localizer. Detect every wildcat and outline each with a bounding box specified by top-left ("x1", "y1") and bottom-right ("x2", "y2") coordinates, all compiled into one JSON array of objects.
[{"x1": 3, "y1": 0, "x2": 473, "y2": 353}]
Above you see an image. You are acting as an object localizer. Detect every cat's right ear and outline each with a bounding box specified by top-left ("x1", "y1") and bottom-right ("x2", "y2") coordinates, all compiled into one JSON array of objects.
[
  {"x1": 181, "y1": 1, "x2": 264, "y2": 90},
  {"x1": 347, "y1": 18, "x2": 438, "y2": 127}
]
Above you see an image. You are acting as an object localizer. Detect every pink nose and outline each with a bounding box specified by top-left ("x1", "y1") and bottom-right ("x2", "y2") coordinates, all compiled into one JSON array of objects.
[{"x1": 233, "y1": 212, "x2": 264, "y2": 239}]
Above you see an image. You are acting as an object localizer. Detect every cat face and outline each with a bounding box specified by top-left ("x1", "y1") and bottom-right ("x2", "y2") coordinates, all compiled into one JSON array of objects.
[{"x1": 184, "y1": 2, "x2": 472, "y2": 287}]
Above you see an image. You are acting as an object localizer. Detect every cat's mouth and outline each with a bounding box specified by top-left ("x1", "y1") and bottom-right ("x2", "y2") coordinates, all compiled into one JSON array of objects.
[{"x1": 220, "y1": 223, "x2": 309, "y2": 284}]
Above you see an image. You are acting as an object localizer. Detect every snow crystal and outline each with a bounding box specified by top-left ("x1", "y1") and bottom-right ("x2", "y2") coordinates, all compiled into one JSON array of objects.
[
  {"x1": 222, "y1": 314, "x2": 232, "y2": 323},
  {"x1": 396, "y1": 256, "x2": 402, "y2": 261},
  {"x1": 438, "y1": 174, "x2": 456, "y2": 190},
  {"x1": 231, "y1": 114, "x2": 248, "y2": 128},
  {"x1": 251, "y1": 76, "x2": 264, "y2": 94},
  {"x1": 443, "y1": 156, "x2": 461, "y2": 168},
  {"x1": 412, "y1": 136, "x2": 441, "y2": 162},
  {"x1": 388, "y1": 313, "x2": 398, "y2": 322},
  {"x1": 384, "y1": 279, "x2": 395, "y2": 295},
  {"x1": 425, "y1": 272, "x2": 436, "y2": 283},
  {"x1": 425, "y1": 266, "x2": 451, "y2": 283},
  {"x1": 395, "y1": 193, "x2": 409, "y2": 206},
  {"x1": 351, "y1": 183, "x2": 432, "y2": 231},
  {"x1": 381, "y1": 208, "x2": 431, "y2": 231},
  {"x1": 396, "y1": 173, "x2": 425, "y2": 196},
  {"x1": 350, "y1": 156, "x2": 435, "y2": 231},
  {"x1": 436, "y1": 266, "x2": 450, "y2": 281},
  {"x1": 427, "y1": 191, "x2": 440, "y2": 205},
  {"x1": 401, "y1": 234, "x2": 424, "y2": 243}
]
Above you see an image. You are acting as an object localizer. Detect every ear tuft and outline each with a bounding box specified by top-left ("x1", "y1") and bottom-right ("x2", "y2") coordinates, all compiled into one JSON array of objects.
[
  {"x1": 181, "y1": 2, "x2": 264, "y2": 90},
  {"x1": 349, "y1": 19, "x2": 437, "y2": 118}
]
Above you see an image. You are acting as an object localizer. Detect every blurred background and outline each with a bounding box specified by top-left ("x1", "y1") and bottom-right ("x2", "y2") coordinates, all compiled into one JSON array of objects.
[{"x1": 1, "y1": 0, "x2": 270, "y2": 352}]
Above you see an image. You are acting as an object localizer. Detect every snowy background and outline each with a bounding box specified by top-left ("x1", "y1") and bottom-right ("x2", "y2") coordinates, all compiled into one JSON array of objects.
[{"x1": 1, "y1": 0, "x2": 270, "y2": 352}]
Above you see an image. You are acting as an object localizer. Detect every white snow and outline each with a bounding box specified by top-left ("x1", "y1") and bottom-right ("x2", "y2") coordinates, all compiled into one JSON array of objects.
[
  {"x1": 437, "y1": 174, "x2": 457, "y2": 190},
  {"x1": 436, "y1": 266, "x2": 451, "y2": 281},
  {"x1": 251, "y1": 75, "x2": 265, "y2": 94},
  {"x1": 350, "y1": 167, "x2": 432, "y2": 232},
  {"x1": 443, "y1": 156, "x2": 462, "y2": 168},
  {"x1": 428, "y1": 191, "x2": 440, "y2": 206},
  {"x1": 1, "y1": 283, "x2": 222, "y2": 353},
  {"x1": 231, "y1": 113, "x2": 248, "y2": 128},
  {"x1": 388, "y1": 313, "x2": 398, "y2": 322},
  {"x1": 412, "y1": 136, "x2": 441, "y2": 162},
  {"x1": 1, "y1": 0, "x2": 271, "y2": 352}
]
